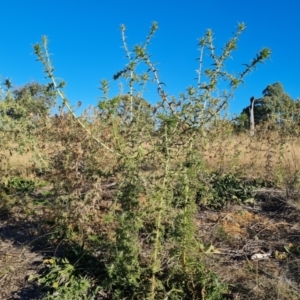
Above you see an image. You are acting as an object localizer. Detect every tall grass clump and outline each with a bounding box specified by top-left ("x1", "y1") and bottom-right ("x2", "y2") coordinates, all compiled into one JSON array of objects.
[{"x1": 3, "y1": 22, "x2": 270, "y2": 299}]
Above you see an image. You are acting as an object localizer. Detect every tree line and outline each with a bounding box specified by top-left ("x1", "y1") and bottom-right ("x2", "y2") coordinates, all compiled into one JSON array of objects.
[
  {"x1": 234, "y1": 82, "x2": 299, "y2": 133},
  {"x1": 1, "y1": 80, "x2": 299, "y2": 135}
]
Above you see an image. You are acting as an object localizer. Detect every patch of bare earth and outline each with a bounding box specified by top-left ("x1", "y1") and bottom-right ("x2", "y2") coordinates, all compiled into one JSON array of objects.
[
  {"x1": 197, "y1": 188, "x2": 300, "y2": 299},
  {"x1": 0, "y1": 210, "x2": 50, "y2": 300}
]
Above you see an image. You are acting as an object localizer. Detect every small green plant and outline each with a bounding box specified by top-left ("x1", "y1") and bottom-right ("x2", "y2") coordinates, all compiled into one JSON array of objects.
[
  {"x1": 31, "y1": 257, "x2": 98, "y2": 300},
  {"x1": 4, "y1": 176, "x2": 35, "y2": 194},
  {"x1": 197, "y1": 172, "x2": 258, "y2": 209}
]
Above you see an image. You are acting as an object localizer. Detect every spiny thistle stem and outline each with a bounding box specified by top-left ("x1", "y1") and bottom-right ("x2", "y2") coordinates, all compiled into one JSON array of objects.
[
  {"x1": 34, "y1": 36, "x2": 118, "y2": 155},
  {"x1": 120, "y1": 25, "x2": 134, "y2": 122}
]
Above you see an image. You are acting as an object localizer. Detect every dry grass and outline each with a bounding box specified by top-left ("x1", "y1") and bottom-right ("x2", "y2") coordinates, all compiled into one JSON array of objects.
[
  {"x1": 202, "y1": 132, "x2": 300, "y2": 185},
  {"x1": 3, "y1": 129, "x2": 300, "y2": 187}
]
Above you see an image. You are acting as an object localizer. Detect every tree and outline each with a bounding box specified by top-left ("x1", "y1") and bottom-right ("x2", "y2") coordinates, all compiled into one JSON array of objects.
[
  {"x1": 232, "y1": 112, "x2": 249, "y2": 133},
  {"x1": 0, "y1": 82, "x2": 56, "y2": 122},
  {"x1": 239, "y1": 82, "x2": 295, "y2": 129}
]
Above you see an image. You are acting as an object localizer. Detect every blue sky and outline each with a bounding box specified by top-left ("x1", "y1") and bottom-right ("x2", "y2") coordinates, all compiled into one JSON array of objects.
[{"x1": 0, "y1": 0, "x2": 299, "y2": 116}]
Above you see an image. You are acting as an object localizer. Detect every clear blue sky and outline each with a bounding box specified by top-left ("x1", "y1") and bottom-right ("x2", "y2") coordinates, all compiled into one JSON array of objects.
[{"x1": 0, "y1": 0, "x2": 299, "y2": 116}]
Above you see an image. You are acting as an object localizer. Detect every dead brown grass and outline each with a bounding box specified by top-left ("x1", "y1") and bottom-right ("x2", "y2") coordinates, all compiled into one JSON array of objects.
[
  {"x1": 202, "y1": 131, "x2": 300, "y2": 185},
  {"x1": 4, "y1": 128, "x2": 300, "y2": 186}
]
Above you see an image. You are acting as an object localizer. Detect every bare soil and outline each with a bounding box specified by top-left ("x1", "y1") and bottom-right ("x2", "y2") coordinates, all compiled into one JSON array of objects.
[
  {"x1": 0, "y1": 214, "x2": 48, "y2": 299},
  {"x1": 198, "y1": 188, "x2": 300, "y2": 299}
]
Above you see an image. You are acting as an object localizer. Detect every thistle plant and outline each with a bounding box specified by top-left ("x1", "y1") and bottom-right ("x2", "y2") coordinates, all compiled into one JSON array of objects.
[{"x1": 32, "y1": 21, "x2": 270, "y2": 299}]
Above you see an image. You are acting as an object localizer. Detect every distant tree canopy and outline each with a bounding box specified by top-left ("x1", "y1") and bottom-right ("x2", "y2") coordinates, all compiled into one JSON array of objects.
[
  {"x1": 237, "y1": 82, "x2": 296, "y2": 130},
  {"x1": 1, "y1": 82, "x2": 56, "y2": 120}
]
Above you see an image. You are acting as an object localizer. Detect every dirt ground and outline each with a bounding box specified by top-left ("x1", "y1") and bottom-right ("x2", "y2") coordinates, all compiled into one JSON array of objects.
[
  {"x1": 1, "y1": 188, "x2": 300, "y2": 299},
  {"x1": 198, "y1": 188, "x2": 300, "y2": 299},
  {"x1": 0, "y1": 206, "x2": 51, "y2": 300}
]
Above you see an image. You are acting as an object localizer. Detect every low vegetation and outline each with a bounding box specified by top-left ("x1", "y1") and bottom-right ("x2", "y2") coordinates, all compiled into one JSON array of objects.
[{"x1": 1, "y1": 22, "x2": 300, "y2": 299}]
